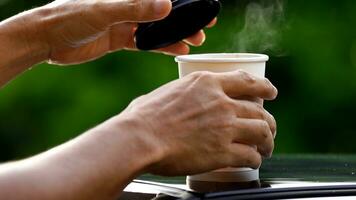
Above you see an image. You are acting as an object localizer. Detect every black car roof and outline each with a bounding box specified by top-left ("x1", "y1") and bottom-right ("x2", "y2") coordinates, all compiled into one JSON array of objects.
[{"x1": 121, "y1": 154, "x2": 356, "y2": 200}]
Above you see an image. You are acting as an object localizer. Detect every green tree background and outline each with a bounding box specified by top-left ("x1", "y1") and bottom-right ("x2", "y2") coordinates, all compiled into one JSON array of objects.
[{"x1": 1, "y1": 0, "x2": 356, "y2": 162}]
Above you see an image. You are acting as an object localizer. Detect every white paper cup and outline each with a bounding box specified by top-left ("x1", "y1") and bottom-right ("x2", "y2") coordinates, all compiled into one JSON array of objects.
[{"x1": 175, "y1": 53, "x2": 269, "y2": 192}]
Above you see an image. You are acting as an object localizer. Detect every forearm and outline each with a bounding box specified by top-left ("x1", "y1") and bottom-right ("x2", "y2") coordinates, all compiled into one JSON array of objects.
[
  {"x1": 0, "y1": 8, "x2": 49, "y2": 87},
  {"x1": 0, "y1": 114, "x2": 161, "y2": 200}
]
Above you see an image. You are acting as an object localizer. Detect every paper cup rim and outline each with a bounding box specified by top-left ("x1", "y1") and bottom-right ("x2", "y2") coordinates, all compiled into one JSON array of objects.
[{"x1": 175, "y1": 53, "x2": 269, "y2": 63}]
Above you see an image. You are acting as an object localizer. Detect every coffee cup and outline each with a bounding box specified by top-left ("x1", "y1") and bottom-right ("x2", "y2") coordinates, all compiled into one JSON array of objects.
[{"x1": 175, "y1": 53, "x2": 269, "y2": 192}]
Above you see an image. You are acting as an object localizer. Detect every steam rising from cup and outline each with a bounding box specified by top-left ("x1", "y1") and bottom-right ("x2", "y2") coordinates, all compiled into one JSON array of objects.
[{"x1": 231, "y1": 0, "x2": 287, "y2": 55}]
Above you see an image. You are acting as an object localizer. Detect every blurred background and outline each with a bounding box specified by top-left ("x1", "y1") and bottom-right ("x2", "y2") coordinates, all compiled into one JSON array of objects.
[{"x1": 1, "y1": 0, "x2": 356, "y2": 163}]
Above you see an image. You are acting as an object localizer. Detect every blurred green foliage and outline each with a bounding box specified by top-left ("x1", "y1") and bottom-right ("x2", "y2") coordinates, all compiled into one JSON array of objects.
[{"x1": 1, "y1": 0, "x2": 356, "y2": 162}]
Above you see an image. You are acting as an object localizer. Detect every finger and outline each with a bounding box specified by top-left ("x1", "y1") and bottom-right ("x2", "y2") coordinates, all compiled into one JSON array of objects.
[
  {"x1": 232, "y1": 118, "x2": 274, "y2": 158},
  {"x1": 128, "y1": 34, "x2": 190, "y2": 55},
  {"x1": 102, "y1": 0, "x2": 172, "y2": 23},
  {"x1": 234, "y1": 96, "x2": 263, "y2": 104},
  {"x1": 217, "y1": 70, "x2": 278, "y2": 100},
  {"x1": 230, "y1": 99, "x2": 277, "y2": 134},
  {"x1": 207, "y1": 18, "x2": 218, "y2": 28},
  {"x1": 154, "y1": 42, "x2": 190, "y2": 56},
  {"x1": 184, "y1": 30, "x2": 206, "y2": 46},
  {"x1": 109, "y1": 23, "x2": 137, "y2": 51},
  {"x1": 226, "y1": 144, "x2": 262, "y2": 169}
]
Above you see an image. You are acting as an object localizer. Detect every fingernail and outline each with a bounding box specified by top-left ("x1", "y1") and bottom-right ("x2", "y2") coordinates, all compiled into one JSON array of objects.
[
  {"x1": 154, "y1": 0, "x2": 171, "y2": 17},
  {"x1": 262, "y1": 152, "x2": 272, "y2": 159},
  {"x1": 273, "y1": 86, "x2": 278, "y2": 98},
  {"x1": 200, "y1": 32, "x2": 206, "y2": 45}
]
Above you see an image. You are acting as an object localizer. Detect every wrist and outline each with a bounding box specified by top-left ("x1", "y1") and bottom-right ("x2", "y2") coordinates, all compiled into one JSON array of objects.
[
  {"x1": 15, "y1": 7, "x2": 51, "y2": 64},
  {"x1": 0, "y1": 7, "x2": 51, "y2": 86},
  {"x1": 24, "y1": 113, "x2": 168, "y2": 198},
  {"x1": 110, "y1": 113, "x2": 166, "y2": 174},
  {"x1": 1, "y1": 9, "x2": 50, "y2": 65}
]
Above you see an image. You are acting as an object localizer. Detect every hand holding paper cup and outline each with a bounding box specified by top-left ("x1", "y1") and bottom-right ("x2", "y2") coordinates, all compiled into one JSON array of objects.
[{"x1": 175, "y1": 53, "x2": 273, "y2": 192}]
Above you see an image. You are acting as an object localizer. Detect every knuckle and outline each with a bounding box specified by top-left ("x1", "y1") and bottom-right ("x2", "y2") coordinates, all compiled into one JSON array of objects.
[
  {"x1": 219, "y1": 97, "x2": 235, "y2": 111},
  {"x1": 232, "y1": 100, "x2": 246, "y2": 115},
  {"x1": 240, "y1": 103, "x2": 250, "y2": 117},
  {"x1": 127, "y1": 0, "x2": 144, "y2": 19},
  {"x1": 254, "y1": 102, "x2": 263, "y2": 109},
  {"x1": 199, "y1": 71, "x2": 214, "y2": 80},
  {"x1": 236, "y1": 70, "x2": 248, "y2": 76},
  {"x1": 188, "y1": 71, "x2": 203, "y2": 79},
  {"x1": 263, "y1": 78, "x2": 278, "y2": 98},
  {"x1": 261, "y1": 129, "x2": 269, "y2": 140},
  {"x1": 254, "y1": 103, "x2": 265, "y2": 119},
  {"x1": 237, "y1": 70, "x2": 256, "y2": 84},
  {"x1": 258, "y1": 120, "x2": 270, "y2": 133},
  {"x1": 262, "y1": 110, "x2": 277, "y2": 135},
  {"x1": 244, "y1": 151, "x2": 262, "y2": 169},
  {"x1": 213, "y1": 115, "x2": 235, "y2": 134},
  {"x1": 257, "y1": 120, "x2": 271, "y2": 141},
  {"x1": 262, "y1": 136, "x2": 274, "y2": 157},
  {"x1": 211, "y1": 133, "x2": 230, "y2": 152},
  {"x1": 255, "y1": 120, "x2": 274, "y2": 157},
  {"x1": 189, "y1": 71, "x2": 216, "y2": 84},
  {"x1": 256, "y1": 103, "x2": 264, "y2": 111},
  {"x1": 222, "y1": 118, "x2": 236, "y2": 131}
]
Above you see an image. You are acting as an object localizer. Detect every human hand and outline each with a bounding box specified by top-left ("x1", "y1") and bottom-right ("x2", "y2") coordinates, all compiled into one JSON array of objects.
[
  {"x1": 122, "y1": 70, "x2": 278, "y2": 176},
  {"x1": 0, "y1": 70, "x2": 276, "y2": 199},
  {"x1": 32, "y1": 0, "x2": 216, "y2": 65}
]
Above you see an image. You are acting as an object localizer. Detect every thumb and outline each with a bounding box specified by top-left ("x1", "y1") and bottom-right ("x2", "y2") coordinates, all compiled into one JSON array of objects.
[{"x1": 107, "y1": 0, "x2": 172, "y2": 23}]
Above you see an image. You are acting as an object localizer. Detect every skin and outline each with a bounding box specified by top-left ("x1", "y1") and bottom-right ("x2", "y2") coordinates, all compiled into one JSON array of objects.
[{"x1": 0, "y1": 0, "x2": 278, "y2": 199}]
